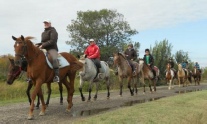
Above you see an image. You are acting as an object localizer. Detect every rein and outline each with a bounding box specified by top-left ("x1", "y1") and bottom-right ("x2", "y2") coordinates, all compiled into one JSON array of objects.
[{"x1": 8, "y1": 67, "x2": 22, "y2": 79}]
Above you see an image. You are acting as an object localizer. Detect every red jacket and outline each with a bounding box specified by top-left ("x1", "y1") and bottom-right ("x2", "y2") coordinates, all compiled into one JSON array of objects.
[{"x1": 84, "y1": 43, "x2": 100, "y2": 59}]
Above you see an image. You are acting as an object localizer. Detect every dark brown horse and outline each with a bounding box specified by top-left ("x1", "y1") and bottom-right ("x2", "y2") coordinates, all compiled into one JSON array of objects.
[
  {"x1": 6, "y1": 58, "x2": 64, "y2": 108},
  {"x1": 113, "y1": 53, "x2": 139, "y2": 96},
  {"x1": 12, "y1": 35, "x2": 83, "y2": 120},
  {"x1": 192, "y1": 67, "x2": 201, "y2": 85}
]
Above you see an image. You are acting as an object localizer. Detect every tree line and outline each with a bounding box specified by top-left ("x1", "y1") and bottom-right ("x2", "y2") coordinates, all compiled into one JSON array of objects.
[{"x1": 0, "y1": 9, "x2": 206, "y2": 81}]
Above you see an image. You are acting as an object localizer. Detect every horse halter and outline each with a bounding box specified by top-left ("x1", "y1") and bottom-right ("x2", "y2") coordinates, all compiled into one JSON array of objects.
[
  {"x1": 14, "y1": 40, "x2": 27, "y2": 66},
  {"x1": 8, "y1": 66, "x2": 22, "y2": 79}
]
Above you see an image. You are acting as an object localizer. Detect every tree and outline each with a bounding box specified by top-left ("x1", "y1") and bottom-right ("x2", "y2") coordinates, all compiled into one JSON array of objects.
[
  {"x1": 150, "y1": 39, "x2": 173, "y2": 77},
  {"x1": 174, "y1": 50, "x2": 190, "y2": 64},
  {"x1": 66, "y1": 9, "x2": 138, "y2": 61}
]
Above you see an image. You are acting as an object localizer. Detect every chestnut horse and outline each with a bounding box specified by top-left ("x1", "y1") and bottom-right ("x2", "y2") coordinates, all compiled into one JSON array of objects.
[
  {"x1": 6, "y1": 58, "x2": 64, "y2": 108},
  {"x1": 177, "y1": 64, "x2": 189, "y2": 87},
  {"x1": 12, "y1": 35, "x2": 83, "y2": 120},
  {"x1": 192, "y1": 67, "x2": 201, "y2": 85},
  {"x1": 165, "y1": 63, "x2": 175, "y2": 90},
  {"x1": 113, "y1": 53, "x2": 139, "y2": 96},
  {"x1": 138, "y1": 59, "x2": 159, "y2": 93}
]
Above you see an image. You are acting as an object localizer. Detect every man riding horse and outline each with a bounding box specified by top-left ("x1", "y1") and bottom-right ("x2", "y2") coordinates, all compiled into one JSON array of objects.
[
  {"x1": 194, "y1": 62, "x2": 202, "y2": 73},
  {"x1": 181, "y1": 60, "x2": 189, "y2": 75},
  {"x1": 84, "y1": 39, "x2": 102, "y2": 74},
  {"x1": 143, "y1": 49, "x2": 156, "y2": 77},
  {"x1": 124, "y1": 43, "x2": 137, "y2": 75}
]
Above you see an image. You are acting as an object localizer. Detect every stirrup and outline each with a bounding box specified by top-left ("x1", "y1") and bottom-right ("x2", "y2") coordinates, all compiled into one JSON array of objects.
[{"x1": 53, "y1": 76, "x2": 60, "y2": 83}]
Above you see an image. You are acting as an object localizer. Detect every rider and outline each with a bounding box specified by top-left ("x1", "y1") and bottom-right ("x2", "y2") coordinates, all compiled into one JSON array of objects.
[
  {"x1": 143, "y1": 49, "x2": 156, "y2": 77},
  {"x1": 181, "y1": 60, "x2": 188, "y2": 75},
  {"x1": 194, "y1": 62, "x2": 201, "y2": 73},
  {"x1": 167, "y1": 57, "x2": 176, "y2": 72},
  {"x1": 124, "y1": 43, "x2": 137, "y2": 75},
  {"x1": 84, "y1": 39, "x2": 101, "y2": 74},
  {"x1": 36, "y1": 19, "x2": 59, "y2": 83}
]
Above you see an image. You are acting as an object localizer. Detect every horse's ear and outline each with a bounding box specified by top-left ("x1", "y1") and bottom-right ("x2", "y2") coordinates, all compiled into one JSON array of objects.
[
  {"x1": 21, "y1": 35, "x2": 24, "y2": 41},
  {"x1": 118, "y1": 52, "x2": 121, "y2": 55},
  {"x1": 12, "y1": 36, "x2": 17, "y2": 41},
  {"x1": 8, "y1": 58, "x2": 14, "y2": 65},
  {"x1": 77, "y1": 55, "x2": 80, "y2": 59}
]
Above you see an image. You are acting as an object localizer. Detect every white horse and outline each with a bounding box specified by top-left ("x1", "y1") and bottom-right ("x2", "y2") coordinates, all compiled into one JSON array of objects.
[
  {"x1": 166, "y1": 63, "x2": 175, "y2": 90},
  {"x1": 78, "y1": 55, "x2": 110, "y2": 101}
]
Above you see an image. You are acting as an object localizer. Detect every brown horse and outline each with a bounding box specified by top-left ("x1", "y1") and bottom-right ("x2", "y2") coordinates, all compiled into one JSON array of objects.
[
  {"x1": 165, "y1": 63, "x2": 175, "y2": 90},
  {"x1": 12, "y1": 35, "x2": 83, "y2": 120},
  {"x1": 6, "y1": 58, "x2": 64, "y2": 108},
  {"x1": 138, "y1": 59, "x2": 159, "y2": 93},
  {"x1": 113, "y1": 52, "x2": 139, "y2": 96},
  {"x1": 192, "y1": 67, "x2": 201, "y2": 85}
]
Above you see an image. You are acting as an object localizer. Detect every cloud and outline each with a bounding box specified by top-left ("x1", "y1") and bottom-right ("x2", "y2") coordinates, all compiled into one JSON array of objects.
[{"x1": 1, "y1": 0, "x2": 207, "y2": 55}]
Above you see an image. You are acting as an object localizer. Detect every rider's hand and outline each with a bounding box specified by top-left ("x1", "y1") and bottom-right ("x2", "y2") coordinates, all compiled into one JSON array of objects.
[{"x1": 39, "y1": 45, "x2": 43, "y2": 49}]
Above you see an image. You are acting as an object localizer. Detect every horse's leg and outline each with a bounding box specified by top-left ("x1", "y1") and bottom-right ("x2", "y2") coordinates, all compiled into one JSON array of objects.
[
  {"x1": 26, "y1": 82, "x2": 33, "y2": 106},
  {"x1": 38, "y1": 87, "x2": 47, "y2": 116},
  {"x1": 79, "y1": 76, "x2": 85, "y2": 101},
  {"x1": 94, "y1": 82, "x2": 99, "y2": 100},
  {"x1": 27, "y1": 81, "x2": 46, "y2": 120},
  {"x1": 149, "y1": 79, "x2": 152, "y2": 93},
  {"x1": 119, "y1": 76, "x2": 123, "y2": 96},
  {"x1": 127, "y1": 77, "x2": 134, "y2": 96},
  {"x1": 106, "y1": 77, "x2": 110, "y2": 99},
  {"x1": 58, "y1": 82, "x2": 63, "y2": 105},
  {"x1": 45, "y1": 83, "x2": 51, "y2": 106},
  {"x1": 88, "y1": 80, "x2": 93, "y2": 101},
  {"x1": 62, "y1": 75, "x2": 73, "y2": 111},
  {"x1": 169, "y1": 79, "x2": 171, "y2": 90},
  {"x1": 178, "y1": 78, "x2": 181, "y2": 87},
  {"x1": 154, "y1": 78, "x2": 157, "y2": 92}
]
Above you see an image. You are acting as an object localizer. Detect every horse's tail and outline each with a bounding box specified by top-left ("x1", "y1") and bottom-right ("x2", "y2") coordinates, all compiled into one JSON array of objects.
[{"x1": 70, "y1": 60, "x2": 83, "y2": 71}]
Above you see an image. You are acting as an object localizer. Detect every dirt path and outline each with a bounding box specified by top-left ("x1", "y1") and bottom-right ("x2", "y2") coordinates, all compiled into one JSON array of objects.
[{"x1": 0, "y1": 83, "x2": 207, "y2": 124}]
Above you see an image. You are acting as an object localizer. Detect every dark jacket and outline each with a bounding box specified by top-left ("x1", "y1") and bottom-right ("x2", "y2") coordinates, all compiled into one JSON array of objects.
[
  {"x1": 41, "y1": 27, "x2": 58, "y2": 51},
  {"x1": 124, "y1": 48, "x2": 137, "y2": 60},
  {"x1": 143, "y1": 54, "x2": 154, "y2": 66}
]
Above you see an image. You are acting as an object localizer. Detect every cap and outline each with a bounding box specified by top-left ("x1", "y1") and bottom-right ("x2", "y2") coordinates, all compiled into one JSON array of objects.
[
  {"x1": 43, "y1": 19, "x2": 51, "y2": 23},
  {"x1": 145, "y1": 49, "x2": 150, "y2": 52},
  {"x1": 89, "y1": 39, "x2": 95, "y2": 42}
]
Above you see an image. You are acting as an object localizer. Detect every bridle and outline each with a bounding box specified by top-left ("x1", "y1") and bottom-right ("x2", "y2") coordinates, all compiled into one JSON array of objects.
[{"x1": 7, "y1": 66, "x2": 22, "y2": 80}]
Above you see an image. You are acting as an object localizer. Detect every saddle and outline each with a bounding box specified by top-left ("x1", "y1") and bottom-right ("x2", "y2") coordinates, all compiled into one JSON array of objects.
[
  {"x1": 90, "y1": 59, "x2": 104, "y2": 79},
  {"x1": 42, "y1": 49, "x2": 70, "y2": 69}
]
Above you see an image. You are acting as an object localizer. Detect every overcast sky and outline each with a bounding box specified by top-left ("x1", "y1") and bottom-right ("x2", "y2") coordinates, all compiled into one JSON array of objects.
[{"x1": 1, "y1": 0, "x2": 207, "y2": 67}]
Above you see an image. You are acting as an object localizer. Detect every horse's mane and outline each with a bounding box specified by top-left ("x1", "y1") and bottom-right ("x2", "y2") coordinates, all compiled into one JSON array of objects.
[{"x1": 118, "y1": 53, "x2": 127, "y2": 60}]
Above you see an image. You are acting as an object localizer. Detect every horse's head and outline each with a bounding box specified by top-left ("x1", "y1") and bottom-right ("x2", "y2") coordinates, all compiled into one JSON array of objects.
[
  {"x1": 113, "y1": 52, "x2": 126, "y2": 65},
  {"x1": 12, "y1": 35, "x2": 27, "y2": 66},
  {"x1": 167, "y1": 63, "x2": 171, "y2": 69},
  {"x1": 177, "y1": 63, "x2": 182, "y2": 71},
  {"x1": 6, "y1": 58, "x2": 22, "y2": 85}
]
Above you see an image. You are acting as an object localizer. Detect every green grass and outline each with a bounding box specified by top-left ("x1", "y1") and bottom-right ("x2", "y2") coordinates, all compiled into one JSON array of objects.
[{"x1": 74, "y1": 90, "x2": 207, "y2": 124}]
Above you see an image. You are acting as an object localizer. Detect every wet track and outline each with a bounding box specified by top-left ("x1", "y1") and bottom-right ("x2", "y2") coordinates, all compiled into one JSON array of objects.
[{"x1": 0, "y1": 83, "x2": 207, "y2": 124}]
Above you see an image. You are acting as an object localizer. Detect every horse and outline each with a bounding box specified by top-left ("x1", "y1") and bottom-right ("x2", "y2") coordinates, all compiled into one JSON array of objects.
[
  {"x1": 177, "y1": 64, "x2": 189, "y2": 87},
  {"x1": 192, "y1": 67, "x2": 201, "y2": 85},
  {"x1": 113, "y1": 53, "x2": 139, "y2": 96},
  {"x1": 12, "y1": 35, "x2": 83, "y2": 120},
  {"x1": 138, "y1": 59, "x2": 159, "y2": 93},
  {"x1": 78, "y1": 55, "x2": 110, "y2": 101},
  {"x1": 6, "y1": 58, "x2": 64, "y2": 108},
  {"x1": 165, "y1": 63, "x2": 175, "y2": 90}
]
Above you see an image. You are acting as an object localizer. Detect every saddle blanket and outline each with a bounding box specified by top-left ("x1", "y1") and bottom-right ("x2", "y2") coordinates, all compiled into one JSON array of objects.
[{"x1": 42, "y1": 49, "x2": 70, "y2": 69}]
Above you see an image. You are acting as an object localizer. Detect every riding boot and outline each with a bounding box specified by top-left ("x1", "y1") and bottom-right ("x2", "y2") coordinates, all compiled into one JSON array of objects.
[
  {"x1": 132, "y1": 64, "x2": 136, "y2": 75},
  {"x1": 53, "y1": 68, "x2": 59, "y2": 83},
  {"x1": 53, "y1": 59, "x2": 59, "y2": 83}
]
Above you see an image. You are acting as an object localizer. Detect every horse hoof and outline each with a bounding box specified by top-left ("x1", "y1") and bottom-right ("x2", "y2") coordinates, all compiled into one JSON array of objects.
[
  {"x1": 143, "y1": 92, "x2": 145, "y2": 95},
  {"x1": 66, "y1": 109, "x2": 71, "y2": 112},
  {"x1": 39, "y1": 111, "x2": 45, "y2": 116},
  {"x1": 60, "y1": 102, "x2": 63, "y2": 105},
  {"x1": 168, "y1": 87, "x2": 171, "y2": 90},
  {"x1": 119, "y1": 95, "x2": 122, "y2": 97},
  {"x1": 27, "y1": 115, "x2": 34, "y2": 120},
  {"x1": 87, "y1": 100, "x2": 91, "y2": 102},
  {"x1": 107, "y1": 97, "x2": 110, "y2": 99},
  {"x1": 82, "y1": 97, "x2": 85, "y2": 101}
]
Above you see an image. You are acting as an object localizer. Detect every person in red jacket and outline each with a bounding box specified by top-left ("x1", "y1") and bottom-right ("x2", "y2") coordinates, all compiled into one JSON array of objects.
[{"x1": 84, "y1": 39, "x2": 101, "y2": 73}]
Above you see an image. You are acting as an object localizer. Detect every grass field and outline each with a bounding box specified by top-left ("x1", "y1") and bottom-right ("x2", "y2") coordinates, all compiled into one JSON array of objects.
[{"x1": 74, "y1": 90, "x2": 207, "y2": 124}]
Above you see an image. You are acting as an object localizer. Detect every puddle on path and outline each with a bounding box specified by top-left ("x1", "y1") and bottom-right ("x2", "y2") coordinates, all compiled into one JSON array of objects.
[
  {"x1": 72, "y1": 96, "x2": 166, "y2": 117},
  {"x1": 175, "y1": 89, "x2": 202, "y2": 94}
]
